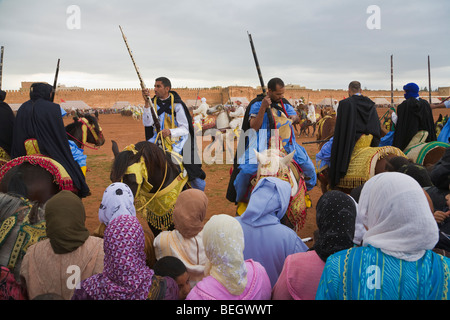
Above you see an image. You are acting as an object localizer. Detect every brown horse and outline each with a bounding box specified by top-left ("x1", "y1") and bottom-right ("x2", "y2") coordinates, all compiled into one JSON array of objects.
[
  {"x1": 110, "y1": 140, "x2": 189, "y2": 237},
  {"x1": 65, "y1": 114, "x2": 105, "y2": 149}
]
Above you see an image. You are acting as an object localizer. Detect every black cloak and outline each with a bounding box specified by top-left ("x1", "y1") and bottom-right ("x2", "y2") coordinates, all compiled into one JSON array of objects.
[
  {"x1": 329, "y1": 95, "x2": 381, "y2": 188},
  {"x1": 144, "y1": 90, "x2": 205, "y2": 181},
  {"x1": 225, "y1": 94, "x2": 291, "y2": 203},
  {"x1": 0, "y1": 90, "x2": 15, "y2": 155},
  {"x1": 10, "y1": 83, "x2": 90, "y2": 198},
  {"x1": 392, "y1": 97, "x2": 437, "y2": 151}
]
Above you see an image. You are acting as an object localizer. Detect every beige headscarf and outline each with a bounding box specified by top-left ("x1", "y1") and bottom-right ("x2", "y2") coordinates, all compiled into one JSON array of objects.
[
  {"x1": 202, "y1": 214, "x2": 247, "y2": 295},
  {"x1": 173, "y1": 189, "x2": 208, "y2": 238},
  {"x1": 358, "y1": 172, "x2": 439, "y2": 262},
  {"x1": 45, "y1": 190, "x2": 90, "y2": 254}
]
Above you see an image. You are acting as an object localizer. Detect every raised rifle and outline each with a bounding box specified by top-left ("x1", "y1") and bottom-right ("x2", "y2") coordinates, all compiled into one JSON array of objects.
[
  {"x1": 119, "y1": 25, "x2": 161, "y2": 134},
  {"x1": 247, "y1": 31, "x2": 275, "y2": 128},
  {"x1": 0, "y1": 46, "x2": 4, "y2": 90},
  {"x1": 50, "y1": 58, "x2": 60, "y2": 102}
]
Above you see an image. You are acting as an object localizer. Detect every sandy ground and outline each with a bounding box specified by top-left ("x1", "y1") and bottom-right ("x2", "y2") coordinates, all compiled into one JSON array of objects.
[{"x1": 67, "y1": 106, "x2": 450, "y2": 247}]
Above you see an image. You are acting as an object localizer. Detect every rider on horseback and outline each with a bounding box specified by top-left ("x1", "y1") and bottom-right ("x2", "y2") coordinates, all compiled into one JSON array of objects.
[
  {"x1": 10, "y1": 83, "x2": 90, "y2": 198},
  {"x1": 142, "y1": 77, "x2": 206, "y2": 191},
  {"x1": 328, "y1": 81, "x2": 382, "y2": 189},
  {"x1": 226, "y1": 77, "x2": 316, "y2": 207}
]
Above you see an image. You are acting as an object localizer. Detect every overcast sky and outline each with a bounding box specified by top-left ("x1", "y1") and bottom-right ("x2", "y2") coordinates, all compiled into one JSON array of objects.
[{"x1": 0, "y1": 0, "x2": 449, "y2": 91}]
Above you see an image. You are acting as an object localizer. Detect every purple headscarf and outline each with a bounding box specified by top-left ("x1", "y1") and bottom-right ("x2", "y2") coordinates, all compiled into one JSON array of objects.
[{"x1": 80, "y1": 215, "x2": 154, "y2": 300}]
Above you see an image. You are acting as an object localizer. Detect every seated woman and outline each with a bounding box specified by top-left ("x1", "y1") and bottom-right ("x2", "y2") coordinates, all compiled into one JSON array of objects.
[
  {"x1": 272, "y1": 190, "x2": 357, "y2": 300},
  {"x1": 186, "y1": 214, "x2": 272, "y2": 300},
  {"x1": 72, "y1": 215, "x2": 178, "y2": 300},
  {"x1": 315, "y1": 172, "x2": 450, "y2": 300},
  {"x1": 93, "y1": 182, "x2": 156, "y2": 268},
  {"x1": 153, "y1": 188, "x2": 208, "y2": 287},
  {"x1": 20, "y1": 190, "x2": 104, "y2": 300}
]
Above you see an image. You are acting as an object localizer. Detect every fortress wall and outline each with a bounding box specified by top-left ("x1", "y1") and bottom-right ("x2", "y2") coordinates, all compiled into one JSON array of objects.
[{"x1": 4, "y1": 86, "x2": 443, "y2": 108}]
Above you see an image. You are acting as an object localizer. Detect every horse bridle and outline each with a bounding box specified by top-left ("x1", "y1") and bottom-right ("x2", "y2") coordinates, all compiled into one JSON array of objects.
[{"x1": 67, "y1": 117, "x2": 103, "y2": 149}]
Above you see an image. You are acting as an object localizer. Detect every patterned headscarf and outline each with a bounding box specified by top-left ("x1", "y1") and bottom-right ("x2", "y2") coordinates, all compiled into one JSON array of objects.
[
  {"x1": 173, "y1": 188, "x2": 208, "y2": 238},
  {"x1": 98, "y1": 183, "x2": 136, "y2": 226},
  {"x1": 313, "y1": 190, "x2": 357, "y2": 262},
  {"x1": 202, "y1": 214, "x2": 247, "y2": 296},
  {"x1": 80, "y1": 215, "x2": 154, "y2": 300}
]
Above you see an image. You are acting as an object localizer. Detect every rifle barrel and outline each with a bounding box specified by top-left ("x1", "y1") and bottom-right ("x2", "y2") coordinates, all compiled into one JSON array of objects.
[
  {"x1": 302, "y1": 138, "x2": 330, "y2": 145},
  {"x1": 247, "y1": 32, "x2": 266, "y2": 95},
  {"x1": 0, "y1": 46, "x2": 4, "y2": 90},
  {"x1": 119, "y1": 25, "x2": 160, "y2": 133},
  {"x1": 51, "y1": 58, "x2": 60, "y2": 102}
]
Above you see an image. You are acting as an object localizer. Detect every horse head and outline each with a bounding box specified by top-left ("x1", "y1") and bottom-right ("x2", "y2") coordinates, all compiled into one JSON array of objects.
[
  {"x1": 110, "y1": 140, "x2": 179, "y2": 197},
  {"x1": 207, "y1": 104, "x2": 224, "y2": 115},
  {"x1": 66, "y1": 114, "x2": 105, "y2": 148}
]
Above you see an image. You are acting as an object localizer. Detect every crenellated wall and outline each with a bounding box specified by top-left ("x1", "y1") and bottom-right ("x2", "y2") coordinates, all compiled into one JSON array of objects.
[{"x1": 4, "y1": 85, "x2": 446, "y2": 108}]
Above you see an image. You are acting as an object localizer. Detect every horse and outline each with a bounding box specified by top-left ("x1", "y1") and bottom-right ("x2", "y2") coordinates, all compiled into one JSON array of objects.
[
  {"x1": 0, "y1": 190, "x2": 47, "y2": 283},
  {"x1": 110, "y1": 140, "x2": 189, "y2": 237},
  {"x1": 251, "y1": 138, "x2": 309, "y2": 233},
  {"x1": 65, "y1": 114, "x2": 105, "y2": 149},
  {"x1": 0, "y1": 115, "x2": 99, "y2": 205},
  {"x1": 294, "y1": 105, "x2": 318, "y2": 137},
  {"x1": 314, "y1": 113, "x2": 406, "y2": 195}
]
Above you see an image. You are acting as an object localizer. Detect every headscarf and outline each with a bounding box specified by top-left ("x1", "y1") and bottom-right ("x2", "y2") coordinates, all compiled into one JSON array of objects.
[
  {"x1": 239, "y1": 177, "x2": 291, "y2": 227},
  {"x1": 172, "y1": 188, "x2": 208, "y2": 238},
  {"x1": 403, "y1": 82, "x2": 420, "y2": 99},
  {"x1": 202, "y1": 214, "x2": 247, "y2": 296},
  {"x1": 81, "y1": 215, "x2": 154, "y2": 300},
  {"x1": 98, "y1": 182, "x2": 136, "y2": 226},
  {"x1": 358, "y1": 172, "x2": 439, "y2": 261},
  {"x1": 147, "y1": 275, "x2": 179, "y2": 300},
  {"x1": 45, "y1": 190, "x2": 90, "y2": 254},
  {"x1": 313, "y1": 190, "x2": 357, "y2": 262}
]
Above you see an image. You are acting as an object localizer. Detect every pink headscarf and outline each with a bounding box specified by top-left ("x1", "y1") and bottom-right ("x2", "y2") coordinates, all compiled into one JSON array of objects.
[{"x1": 80, "y1": 215, "x2": 154, "y2": 300}]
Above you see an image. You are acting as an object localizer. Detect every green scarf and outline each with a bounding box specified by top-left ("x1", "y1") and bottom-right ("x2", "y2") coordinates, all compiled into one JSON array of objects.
[{"x1": 45, "y1": 190, "x2": 89, "y2": 254}]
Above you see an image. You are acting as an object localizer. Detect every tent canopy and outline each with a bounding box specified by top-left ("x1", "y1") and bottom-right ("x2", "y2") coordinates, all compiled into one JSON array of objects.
[{"x1": 372, "y1": 97, "x2": 390, "y2": 106}]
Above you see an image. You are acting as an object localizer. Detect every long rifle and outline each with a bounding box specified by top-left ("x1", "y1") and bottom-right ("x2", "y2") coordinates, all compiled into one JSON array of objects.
[
  {"x1": 50, "y1": 58, "x2": 60, "y2": 102},
  {"x1": 390, "y1": 54, "x2": 394, "y2": 106},
  {"x1": 247, "y1": 32, "x2": 266, "y2": 95},
  {"x1": 428, "y1": 55, "x2": 432, "y2": 104},
  {"x1": 119, "y1": 25, "x2": 161, "y2": 134},
  {"x1": 247, "y1": 31, "x2": 275, "y2": 128},
  {"x1": 0, "y1": 46, "x2": 4, "y2": 90}
]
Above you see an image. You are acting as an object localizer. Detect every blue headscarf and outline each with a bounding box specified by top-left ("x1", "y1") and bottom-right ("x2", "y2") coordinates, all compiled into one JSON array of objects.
[{"x1": 403, "y1": 82, "x2": 420, "y2": 99}]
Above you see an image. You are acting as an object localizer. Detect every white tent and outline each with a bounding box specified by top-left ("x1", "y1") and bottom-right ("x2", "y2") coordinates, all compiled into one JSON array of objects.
[
  {"x1": 317, "y1": 98, "x2": 336, "y2": 107},
  {"x1": 112, "y1": 101, "x2": 131, "y2": 109},
  {"x1": 372, "y1": 97, "x2": 390, "y2": 106},
  {"x1": 60, "y1": 100, "x2": 91, "y2": 111},
  {"x1": 9, "y1": 103, "x2": 22, "y2": 112}
]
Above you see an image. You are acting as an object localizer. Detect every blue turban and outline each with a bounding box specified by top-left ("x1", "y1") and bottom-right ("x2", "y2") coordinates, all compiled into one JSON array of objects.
[{"x1": 403, "y1": 82, "x2": 420, "y2": 99}]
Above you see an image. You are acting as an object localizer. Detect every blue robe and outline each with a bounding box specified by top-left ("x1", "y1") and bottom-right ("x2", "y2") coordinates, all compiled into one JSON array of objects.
[
  {"x1": 233, "y1": 100, "x2": 316, "y2": 203},
  {"x1": 316, "y1": 245, "x2": 450, "y2": 300},
  {"x1": 236, "y1": 177, "x2": 308, "y2": 287}
]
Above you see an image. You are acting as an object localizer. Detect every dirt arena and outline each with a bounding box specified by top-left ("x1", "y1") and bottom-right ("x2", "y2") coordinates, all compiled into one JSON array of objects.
[{"x1": 67, "y1": 106, "x2": 450, "y2": 247}]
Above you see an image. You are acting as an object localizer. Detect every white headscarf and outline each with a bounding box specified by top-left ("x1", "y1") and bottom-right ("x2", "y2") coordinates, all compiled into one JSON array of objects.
[
  {"x1": 202, "y1": 214, "x2": 247, "y2": 295},
  {"x1": 98, "y1": 182, "x2": 136, "y2": 225},
  {"x1": 358, "y1": 172, "x2": 439, "y2": 261}
]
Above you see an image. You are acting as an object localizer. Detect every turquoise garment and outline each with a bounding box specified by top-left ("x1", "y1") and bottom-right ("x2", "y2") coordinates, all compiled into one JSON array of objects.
[
  {"x1": 315, "y1": 245, "x2": 450, "y2": 300},
  {"x1": 315, "y1": 137, "x2": 333, "y2": 170},
  {"x1": 234, "y1": 101, "x2": 316, "y2": 203},
  {"x1": 68, "y1": 140, "x2": 87, "y2": 168},
  {"x1": 438, "y1": 120, "x2": 450, "y2": 143}
]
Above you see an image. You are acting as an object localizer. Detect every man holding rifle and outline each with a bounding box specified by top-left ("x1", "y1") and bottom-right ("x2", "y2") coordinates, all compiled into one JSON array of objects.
[{"x1": 142, "y1": 76, "x2": 206, "y2": 191}]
